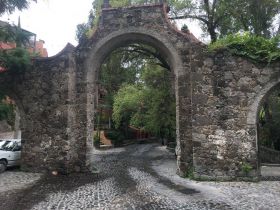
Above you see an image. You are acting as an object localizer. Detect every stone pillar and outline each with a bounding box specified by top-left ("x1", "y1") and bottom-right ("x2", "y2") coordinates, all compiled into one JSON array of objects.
[{"x1": 176, "y1": 72, "x2": 193, "y2": 176}]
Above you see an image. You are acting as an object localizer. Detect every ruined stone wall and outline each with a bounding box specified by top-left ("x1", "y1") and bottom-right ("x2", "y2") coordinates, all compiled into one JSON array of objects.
[
  {"x1": 191, "y1": 49, "x2": 280, "y2": 180},
  {"x1": 0, "y1": 45, "x2": 86, "y2": 173}
]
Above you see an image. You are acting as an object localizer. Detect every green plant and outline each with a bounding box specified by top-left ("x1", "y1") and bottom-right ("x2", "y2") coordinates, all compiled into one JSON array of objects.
[
  {"x1": 241, "y1": 162, "x2": 253, "y2": 175},
  {"x1": 208, "y1": 33, "x2": 280, "y2": 63},
  {"x1": 0, "y1": 47, "x2": 31, "y2": 76},
  {"x1": 184, "y1": 167, "x2": 194, "y2": 179},
  {"x1": 105, "y1": 129, "x2": 124, "y2": 147}
]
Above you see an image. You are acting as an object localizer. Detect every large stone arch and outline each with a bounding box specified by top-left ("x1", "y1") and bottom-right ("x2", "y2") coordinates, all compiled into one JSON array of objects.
[
  {"x1": 84, "y1": 30, "x2": 187, "y2": 172},
  {"x1": 74, "y1": 3, "x2": 202, "y2": 175}
]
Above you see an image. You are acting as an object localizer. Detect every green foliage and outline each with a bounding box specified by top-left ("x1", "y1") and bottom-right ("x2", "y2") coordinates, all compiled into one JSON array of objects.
[
  {"x1": 184, "y1": 167, "x2": 194, "y2": 179},
  {"x1": 0, "y1": 24, "x2": 15, "y2": 43},
  {"x1": 113, "y1": 84, "x2": 144, "y2": 129},
  {"x1": 241, "y1": 162, "x2": 253, "y2": 175},
  {"x1": 208, "y1": 33, "x2": 280, "y2": 63},
  {"x1": 105, "y1": 130, "x2": 124, "y2": 146},
  {"x1": 0, "y1": 0, "x2": 37, "y2": 15},
  {"x1": 170, "y1": 0, "x2": 280, "y2": 41},
  {"x1": 0, "y1": 47, "x2": 32, "y2": 75},
  {"x1": 78, "y1": 0, "x2": 280, "y2": 43},
  {"x1": 112, "y1": 65, "x2": 176, "y2": 141}
]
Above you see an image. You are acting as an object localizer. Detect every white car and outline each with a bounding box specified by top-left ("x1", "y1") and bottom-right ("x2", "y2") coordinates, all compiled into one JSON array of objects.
[{"x1": 0, "y1": 139, "x2": 21, "y2": 173}]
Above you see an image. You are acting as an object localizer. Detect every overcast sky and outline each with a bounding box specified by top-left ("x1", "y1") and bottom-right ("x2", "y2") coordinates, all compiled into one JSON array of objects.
[{"x1": 0, "y1": 0, "x2": 202, "y2": 56}]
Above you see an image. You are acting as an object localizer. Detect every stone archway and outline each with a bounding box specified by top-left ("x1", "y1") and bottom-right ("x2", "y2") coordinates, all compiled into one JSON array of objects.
[
  {"x1": 83, "y1": 30, "x2": 191, "y2": 176},
  {"x1": 72, "y1": 3, "x2": 201, "y2": 176}
]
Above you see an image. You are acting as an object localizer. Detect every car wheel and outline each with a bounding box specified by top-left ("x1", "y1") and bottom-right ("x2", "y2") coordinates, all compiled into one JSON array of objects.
[{"x1": 0, "y1": 160, "x2": 7, "y2": 173}]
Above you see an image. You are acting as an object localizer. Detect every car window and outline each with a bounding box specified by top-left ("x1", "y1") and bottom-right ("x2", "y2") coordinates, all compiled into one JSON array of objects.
[
  {"x1": 1, "y1": 141, "x2": 14, "y2": 151},
  {"x1": 0, "y1": 140, "x2": 5, "y2": 149},
  {"x1": 13, "y1": 143, "x2": 21, "y2": 152}
]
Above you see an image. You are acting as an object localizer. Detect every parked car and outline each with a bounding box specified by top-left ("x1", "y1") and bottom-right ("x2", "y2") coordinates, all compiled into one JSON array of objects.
[{"x1": 0, "y1": 139, "x2": 21, "y2": 173}]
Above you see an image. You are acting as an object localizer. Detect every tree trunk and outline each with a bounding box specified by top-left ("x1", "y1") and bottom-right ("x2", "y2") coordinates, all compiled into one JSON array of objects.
[{"x1": 208, "y1": 25, "x2": 217, "y2": 42}]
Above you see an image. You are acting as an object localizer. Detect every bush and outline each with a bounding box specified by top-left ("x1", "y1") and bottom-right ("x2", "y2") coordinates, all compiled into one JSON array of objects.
[
  {"x1": 208, "y1": 33, "x2": 280, "y2": 63},
  {"x1": 105, "y1": 129, "x2": 124, "y2": 147},
  {"x1": 0, "y1": 47, "x2": 31, "y2": 75},
  {"x1": 241, "y1": 162, "x2": 253, "y2": 175}
]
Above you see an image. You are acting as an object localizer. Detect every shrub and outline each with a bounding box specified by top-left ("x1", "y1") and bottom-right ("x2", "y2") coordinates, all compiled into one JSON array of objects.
[
  {"x1": 208, "y1": 33, "x2": 280, "y2": 63},
  {"x1": 241, "y1": 162, "x2": 253, "y2": 175},
  {"x1": 105, "y1": 129, "x2": 124, "y2": 147},
  {"x1": 0, "y1": 47, "x2": 31, "y2": 75},
  {"x1": 184, "y1": 167, "x2": 194, "y2": 179}
]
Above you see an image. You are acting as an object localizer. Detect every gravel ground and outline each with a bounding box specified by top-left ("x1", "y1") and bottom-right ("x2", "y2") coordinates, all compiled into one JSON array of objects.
[{"x1": 0, "y1": 143, "x2": 279, "y2": 210}]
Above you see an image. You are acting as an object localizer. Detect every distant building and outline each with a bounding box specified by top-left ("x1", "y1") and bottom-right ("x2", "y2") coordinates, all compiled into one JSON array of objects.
[{"x1": 0, "y1": 20, "x2": 48, "y2": 57}]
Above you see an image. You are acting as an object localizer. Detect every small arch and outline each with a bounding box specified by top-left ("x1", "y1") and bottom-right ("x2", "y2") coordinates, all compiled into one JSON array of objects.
[
  {"x1": 247, "y1": 78, "x2": 280, "y2": 126},
  {"x1": 247, "y1": 79, "x2": 280, "y2": 176}
]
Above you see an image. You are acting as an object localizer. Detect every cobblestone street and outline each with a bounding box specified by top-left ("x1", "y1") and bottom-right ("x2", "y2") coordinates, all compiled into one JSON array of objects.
[{"x1": 0, "y1": 143, "x2": 280, "y2": 210}]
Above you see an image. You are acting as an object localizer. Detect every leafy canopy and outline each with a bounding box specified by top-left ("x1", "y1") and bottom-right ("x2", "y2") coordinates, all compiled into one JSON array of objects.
[
  {"x1": 209, "y1": 33, "x2": 280, "y2": 63},
  {"x1": 112, "y1": 64, "x2": 176, "y2": 139},
  {"x1": 0, "y1": 0, "x2": 37, "y2": 15},
  {"x1": 170, "y1": 0, "x2": 280, "y2": 41}
]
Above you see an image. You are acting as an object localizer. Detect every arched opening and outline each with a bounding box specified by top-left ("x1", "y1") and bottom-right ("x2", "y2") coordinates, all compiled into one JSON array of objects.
[
  {"x1": 94, "y1": 43, "x2": 175, "y2": 147},
  {"x1": 85, "y1": 31, "x2": 189, "y2": 174},
  {"x1": 257, "y1": 83, "x2": 280, "y2": 177},
  {"x1": 0, "y1": 93, "x2": 22, "y2": 173}
]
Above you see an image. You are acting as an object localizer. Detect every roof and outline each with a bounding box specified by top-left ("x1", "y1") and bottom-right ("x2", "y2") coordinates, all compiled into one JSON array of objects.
[{"x1": 0, "y1": 20, "x2": 36, "y2": 36}]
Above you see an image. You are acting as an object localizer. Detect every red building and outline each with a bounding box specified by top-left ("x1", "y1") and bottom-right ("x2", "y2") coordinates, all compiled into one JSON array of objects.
[{"x1": 0, "y1": 20, "x2": 48, "y2": 72}]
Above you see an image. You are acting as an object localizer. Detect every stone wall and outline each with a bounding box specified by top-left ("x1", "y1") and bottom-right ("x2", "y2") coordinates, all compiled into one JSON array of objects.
[
  {"x1": 0, "y1": 44, "x2": 86, "y2": 173},
  {"x1": 191, "y1": 49, "x2": 280, "y2": 180}
]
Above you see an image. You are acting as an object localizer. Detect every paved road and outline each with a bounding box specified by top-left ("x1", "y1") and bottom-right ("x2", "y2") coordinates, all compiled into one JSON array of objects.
[{"x1": 1, "y1": 143, "x2": 280, "y2": 210}]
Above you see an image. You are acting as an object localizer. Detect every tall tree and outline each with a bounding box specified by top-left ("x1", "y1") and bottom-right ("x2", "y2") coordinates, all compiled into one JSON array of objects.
[
  {"x1": 170, "y1": 0, "x2": 280, "y2": 41},
  {"x1": 224, "y1": 0, "x2": 280, "y2": 38}
]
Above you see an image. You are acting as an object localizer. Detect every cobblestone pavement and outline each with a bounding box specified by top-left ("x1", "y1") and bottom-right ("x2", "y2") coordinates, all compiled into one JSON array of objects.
[
  {"x1": 0, "y1": 143, "x2": 280, "y2": 210},
  {"x1": 0, "y1": 169, "x2": 42, "y2": 210}
]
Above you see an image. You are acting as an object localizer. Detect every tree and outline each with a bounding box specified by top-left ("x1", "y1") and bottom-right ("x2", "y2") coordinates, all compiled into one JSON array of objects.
[
  {"x1": 112, "y1": 64, "x2": 176, "y2": 141},
  {"x1": 0, "y1": 0, "x2": 37, "y2": 15},
  {"x1": 170, "y1": 0, "x2": 280, "y2": 41},
  {"x1": 0, "y1": 0, "x2": 37, "y2": 124},
  {"x1": 224, "y1": 0, "x2": 280, "y2": 38}
]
